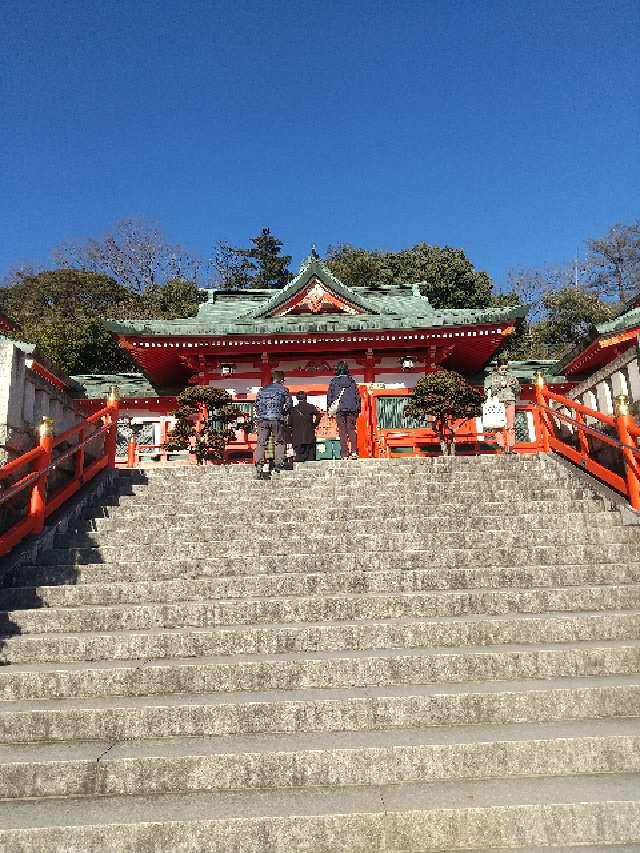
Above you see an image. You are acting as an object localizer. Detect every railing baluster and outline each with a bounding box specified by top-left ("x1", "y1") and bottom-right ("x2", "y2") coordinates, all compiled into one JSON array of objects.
[
  {"x1": 615, "y1": 394, "x2": 640, "y2": 511},
  {"x1": 30, "y1": 416, "x2": 54, "y2": 535},
  {"x1": 74, "y1": 426, "x2": 86, "y2": 482}
]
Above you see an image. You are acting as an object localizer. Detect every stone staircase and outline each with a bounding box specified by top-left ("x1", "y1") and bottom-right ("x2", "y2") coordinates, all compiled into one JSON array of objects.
[{"x1": 0, "y1": 455, "x2": 639, "y2": 851}]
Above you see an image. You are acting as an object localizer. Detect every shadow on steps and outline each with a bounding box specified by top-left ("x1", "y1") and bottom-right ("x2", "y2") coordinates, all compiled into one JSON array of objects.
[{"x1": 0, "y1": 470, "x2": 150, "y2": 666}]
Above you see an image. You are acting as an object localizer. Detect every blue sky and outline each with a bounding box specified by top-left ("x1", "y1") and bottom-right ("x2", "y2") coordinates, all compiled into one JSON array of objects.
[{"x1": 1, "y1": 0, "x2": 638, "y2": 290}]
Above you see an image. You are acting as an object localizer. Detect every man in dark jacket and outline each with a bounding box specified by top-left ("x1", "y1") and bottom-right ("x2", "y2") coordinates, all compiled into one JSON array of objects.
[
  {"x1": 289, "y1": 392, "x2": 322, "y2": 462},
  {"x1": 254, "y1": 370, "x2": 292, "y2": 479},
  {"x1": 327, "y1": 361, "x2": 361, "y2": 459}
]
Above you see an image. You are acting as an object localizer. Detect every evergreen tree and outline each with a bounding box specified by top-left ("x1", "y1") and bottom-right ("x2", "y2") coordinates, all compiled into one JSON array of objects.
[
  {"x1": 216, "y1": 228, "x2": 292, "y2": 289},
  {"x1": 246, "y1": 228, "x2": 293, "y2": 289}
]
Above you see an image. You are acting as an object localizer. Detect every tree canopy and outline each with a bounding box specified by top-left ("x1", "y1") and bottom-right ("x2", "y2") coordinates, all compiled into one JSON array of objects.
[
  {"x1": 584, "y1": 221, "x2": 640, "y2": 303},
  {"x1": 404, "y1": 370, "x2": 483, "y2": 454},
  {"x1": 326, "y1": 243, "x2": 493, "y2": 308},
  {"x1": 53, "y1": 218, "x2": 199, "y2": 293},
  {"x1": 0, "y1": 268, "x2": 203, "y2": 375},
  {"x1": 215, "y1": 228, "x2": 292, "y2": 289}
]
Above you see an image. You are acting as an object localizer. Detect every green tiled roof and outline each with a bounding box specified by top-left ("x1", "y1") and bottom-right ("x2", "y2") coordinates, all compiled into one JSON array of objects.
[
  {"x1": 596, "y1": 306, "x2": 640, "y2": 336},
  {"x1": 70, "y1": 373, "x2": 165, "y2": 400},
  {"x1": 103, "y1": 255, "x2": 528, "y2": 337},
  {"x1": 470, "y1": 359, "x2": 567, "y2": 386}
]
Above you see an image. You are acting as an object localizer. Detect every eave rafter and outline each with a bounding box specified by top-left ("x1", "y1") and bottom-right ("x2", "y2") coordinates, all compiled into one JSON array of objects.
[{"x1": 116, "y1": 318, "x2": 517, "y2": 386}]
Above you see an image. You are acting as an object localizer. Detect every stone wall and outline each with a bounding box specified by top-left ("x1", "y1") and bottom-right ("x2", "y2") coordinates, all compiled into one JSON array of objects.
[
  {"x1": 0, "y1": 339, "x2": 81, "y2": 465},
  {"x1": 567, "y1": 337, "x2": 640, "y2": 420}
]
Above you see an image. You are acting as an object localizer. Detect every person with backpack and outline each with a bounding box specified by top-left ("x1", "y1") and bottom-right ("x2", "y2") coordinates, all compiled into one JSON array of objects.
[
  {"x1": 254, "y1": 370, "x2": 292, "y2": 480},
  {"x1": 327, "y1": 361, "x2": 361, "y2": 460}
]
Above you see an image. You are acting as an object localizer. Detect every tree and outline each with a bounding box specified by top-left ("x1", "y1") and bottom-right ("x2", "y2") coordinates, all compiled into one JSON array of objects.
[
  {"x1": 0, "y1": 267, "x2": 203, "y2": 374},
  {"x1": 214, "y1": 228, "x2": 292, "y2": 290},
  {"x1": 584, "y1": 222, "x2": 640, "y2": 304},
  {"x1": 0, "y1": 269, "x2": 135, "y2": 327},
  {"x1": 326, "y1": 243, "x2": 493, "y2": 308},
  {"x1": 53, "y1": 218, "x2": 199, "y2": 293},
  {"x1": 506, "y1": 264, "x2": 578, "y2": 324},
  {"x1": 213, "y1": 240, "x2": 255, "y2": 290},
  {"x1": 530, "y1": 289, "x2": 614, "y2": 358},
  {"x1": 245, "y1": 228, "x2": 292, "y2": 289},
  {"x1": 404, "y1": 370, "x2": 483, "y2": 455},
  {"x1": 140, "y1": 278, "x2": 204, "y2": 319},
  {"x1": 19, "y1": 319, "x2": 135, "y2": 375},
  {"x1": 165, "y1": 386, "x2": 240, "y2": 464},
  {"x1": 324, "y1": 245, "x2": 384, "y2": 289}
]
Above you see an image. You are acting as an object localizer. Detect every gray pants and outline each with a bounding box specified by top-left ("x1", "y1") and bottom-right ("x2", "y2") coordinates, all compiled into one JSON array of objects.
[
  {"x1": 336, "y1": 412, "x2": 358, "y2": 457},
  {"x1": 255, "y1": 419, "x2": 285, "y2": 467}
]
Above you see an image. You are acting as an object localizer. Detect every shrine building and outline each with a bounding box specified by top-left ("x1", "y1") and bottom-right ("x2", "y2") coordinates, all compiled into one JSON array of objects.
[{"x1": 100, "y1": 251, "x2": 527, "y2": 400}]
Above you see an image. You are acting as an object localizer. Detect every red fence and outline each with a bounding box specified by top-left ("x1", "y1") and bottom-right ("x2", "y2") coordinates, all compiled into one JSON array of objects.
[
  {"x1": 534, "y1": 374, "x2": 640, "y2": 510},
  {"x1": 358, "y1": 387, "x2": 545, "y2": 458},
  {"x1": 0, "y1": 389, "x2": 120, "y2": 557},
  {"x1": 4, "y1": 376, "x2": 640, "y2": 558}
]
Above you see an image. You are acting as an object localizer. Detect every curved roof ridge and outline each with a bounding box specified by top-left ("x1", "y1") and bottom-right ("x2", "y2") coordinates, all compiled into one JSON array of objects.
[{"x1": 244, "y1": 254, "x2": 381, "y2": 319}]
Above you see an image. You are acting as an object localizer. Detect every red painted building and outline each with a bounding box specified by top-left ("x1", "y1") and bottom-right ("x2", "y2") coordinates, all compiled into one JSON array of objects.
[{"x1": 103, "y1": 253, "x2": 527, "y2": 400}]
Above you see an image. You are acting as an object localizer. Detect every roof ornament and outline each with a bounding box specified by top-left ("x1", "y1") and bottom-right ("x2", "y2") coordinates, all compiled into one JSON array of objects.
[{"x1": 311, "y1": 244, "x2": 319, "y2": 260}]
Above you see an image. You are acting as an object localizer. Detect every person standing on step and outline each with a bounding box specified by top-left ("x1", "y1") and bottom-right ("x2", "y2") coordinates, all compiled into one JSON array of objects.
[
  {"x1": 484, "y1": 354, "x2": 521, "y2": 454},
  {"x1": 254, "y1": 370, "x2": 292, "y2": 480},
  {"x1": 289, "y1": 391, "x2": 322, "y2": 462},
  {"x1": 327, "y1": 361, "x2": 361, "y2": 460}
]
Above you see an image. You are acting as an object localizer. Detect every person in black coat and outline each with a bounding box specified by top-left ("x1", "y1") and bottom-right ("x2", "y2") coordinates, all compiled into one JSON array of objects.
[
  {"x1": 327, "y1": 361, "x2": 361, "y2": 459},
  {"x1": 289, "y1": 392, "x2": 322, "y2": 462}
]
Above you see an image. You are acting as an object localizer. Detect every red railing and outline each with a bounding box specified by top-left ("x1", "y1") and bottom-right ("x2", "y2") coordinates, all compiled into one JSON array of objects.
[
  {"x1": 0, "y1": 389, "x2": 120, "y2": 557},
  {"x1": 534, "y1": 374, "x2": 640, "y2": 510},
  {"x1": 359, "y1": 387, "x2": 545, "y2": 458}
]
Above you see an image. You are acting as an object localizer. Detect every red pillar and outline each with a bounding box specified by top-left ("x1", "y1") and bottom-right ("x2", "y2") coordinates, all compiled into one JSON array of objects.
[
  {"x1": 260, "y1": 352, "x2": 271, "y2": 385},
  {"x1": 363, "y1": 348, "x2": 376, "y2": 384}
]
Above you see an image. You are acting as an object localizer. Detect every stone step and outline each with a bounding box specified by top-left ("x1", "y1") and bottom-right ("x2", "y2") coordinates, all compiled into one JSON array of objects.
[
  {"x1": 0, "y1": 775, "x2": 638, "y2": 851},
  {"x1": 4, "y1": 586, "x2": 640, "y2": 635},
  {"x1": 95, "y1": 496, "x2": 605, "y2": 519},
  {"x1": 74, "y1": 509, "x2": 622, "y2": 536},
  {"x1": 110, "y1": 474, "x2": 575, "y2": 496},
  {"x1": 150, "y1": 456, "x2": 560, "y2": 469},
  {"x1": 2, "y1": 642, "x2": 639, "y2": 701},
  {"x1": 36, "y1": 540, "x2": 640, "y2": 565},
  {"x1": 3, "y1": 774, "x2": 639, "y2": 852},
  {"x1": 1, "y1": 719, "x2": 639, "y2": 800},
  {"x1": 108, "y1": 484, "x2": 596, "y2": 503},
  {"x1": 58, "y1": 525, "x2": 634, "y2": 550},
  {"x1": 3, "y1": 611, "x2": 639, "y2": 664},
  {"x1": 9, "y1": 559, "x2": 640, "y2": 591},
  {"x1": 2, "y1": 676, "x2": 639, "y2": 744},
  {"x1": 4, "y1": 564, "x2": 639, "y2": 609},
  {"x1": 115, "y1": 461, "x2": 563, "y2": 481}
]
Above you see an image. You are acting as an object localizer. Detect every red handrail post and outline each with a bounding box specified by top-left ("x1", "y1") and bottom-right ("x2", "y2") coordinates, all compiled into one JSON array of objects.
[
  {"x1": 573, "y1": 410, "x2": 591, "y2": 467},
  {"x1": 127, "y1": 433, "x2": 138, "y2": 468},
  {"x1": 105, "y1": 386, "x2": 120, "y2": 468},
  {"x1": 30, "y1": 416, "x2": 54, "y2": 535},
  {"x1": 615, "y1": 394, "x2": 640, "y2": 511},
  {"x1": 534, "y1": 372, "x2": 550, "y2": 452},
  {"x1": 74, "y1": 425, "x2": 86, "y2": 483}
]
